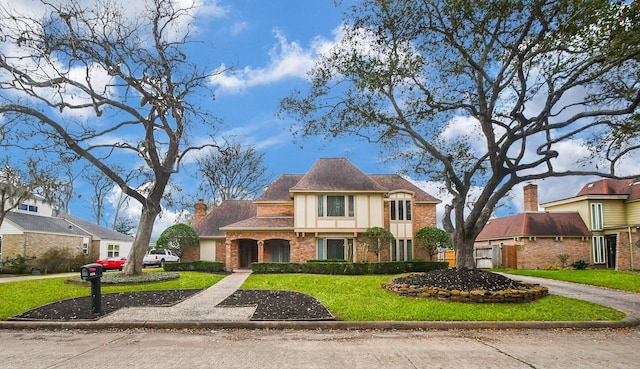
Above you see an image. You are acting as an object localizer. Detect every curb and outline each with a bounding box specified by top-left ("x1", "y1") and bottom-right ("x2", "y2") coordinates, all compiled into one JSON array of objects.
[{"x1": 1, "y1": 317, "x2": 638, "y2": 331}]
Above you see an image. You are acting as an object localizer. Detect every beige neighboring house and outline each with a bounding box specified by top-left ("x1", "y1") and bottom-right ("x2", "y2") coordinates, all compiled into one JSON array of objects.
[
  {"x1": 0, "y1": 194, "x2": 134, "y2": 267},
  {"x1": 194, "y1": 158, "x2": 441, "y2": 270},
  {"x1": 542, "y1": 178, "x2": 640, "y2": 270},
  {"x1": 476, "y1": 179, "x2": 640, "y2": 271}
]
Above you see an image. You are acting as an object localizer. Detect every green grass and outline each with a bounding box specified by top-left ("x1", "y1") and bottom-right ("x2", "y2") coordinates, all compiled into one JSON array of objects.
[
  {"x1": 242, "y1": 274, "x2": 624, "y2": 321},
  {"x1": 502, "y1": 269, "x2": 640, "y2": 293},
  {"x1": 0, "y1": 271, "x2": 224, "y2": 320}
]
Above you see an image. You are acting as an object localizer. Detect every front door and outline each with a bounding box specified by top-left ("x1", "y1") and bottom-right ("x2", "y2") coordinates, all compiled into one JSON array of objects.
[
  {"x1": 606, "y1": 235, "x2": 617, "y2": 269},
  {"x1": 239, "y1": 240, "x2": 258, "y2": 268}
]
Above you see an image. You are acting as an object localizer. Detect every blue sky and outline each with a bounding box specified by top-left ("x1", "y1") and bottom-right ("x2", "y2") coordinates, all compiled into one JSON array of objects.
[{"x1": 3, "y1": 0, "x2": 635, "y2": 238}]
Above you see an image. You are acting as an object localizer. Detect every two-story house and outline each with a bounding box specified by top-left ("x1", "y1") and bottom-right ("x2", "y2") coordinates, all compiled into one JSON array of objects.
[
  {"x1": 194, "y1": 158, "x2": 440, "y2": 270},
  {"x1": 542, "y1": 178, "x2": 640, "y2": 270},
  {"x1": 0, "y1": 193, "x2": 134, "y2": 266}
]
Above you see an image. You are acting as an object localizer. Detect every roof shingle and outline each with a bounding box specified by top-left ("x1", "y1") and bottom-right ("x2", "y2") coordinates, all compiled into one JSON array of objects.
[{"x1": 476, "y1": 212, "x2": 591, "y2": 241}]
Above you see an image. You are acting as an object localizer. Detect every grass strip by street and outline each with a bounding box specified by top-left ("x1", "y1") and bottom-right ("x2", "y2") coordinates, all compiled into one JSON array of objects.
[
  {"x1": 0, "y1": 271, "x2": 224, "y2": 320},
  {"x1": 241, "y1": 273, "x2": 624, "y2": 322},
  {"x1": 501, "y1": 269, "x2": 640, "y2": 293}
]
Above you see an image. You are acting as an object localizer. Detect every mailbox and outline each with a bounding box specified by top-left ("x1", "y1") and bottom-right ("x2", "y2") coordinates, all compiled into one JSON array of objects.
[
  {"x1": 80, "y1": 263, "x2": 103, "y2": 314},
  {"x1": 80, "y1": 263, "x2": 103, "y2": 281}
]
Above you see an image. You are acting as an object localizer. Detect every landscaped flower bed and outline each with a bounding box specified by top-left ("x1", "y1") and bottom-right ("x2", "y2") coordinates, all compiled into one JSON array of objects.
[{"x1": 386, "y1": 269, "x2": 549, "y2": 303}]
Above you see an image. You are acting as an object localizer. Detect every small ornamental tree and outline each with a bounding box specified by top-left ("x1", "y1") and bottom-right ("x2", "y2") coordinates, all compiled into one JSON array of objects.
[
  {"x1": 359, "y1": 227, "x2": 395, "y2": 262},
  {"x1": 155, "y1": 223, "x2": 200, "y2": 259},
  {"x1": 415, "y1": 227, "x2": 452, "y2": 261}
]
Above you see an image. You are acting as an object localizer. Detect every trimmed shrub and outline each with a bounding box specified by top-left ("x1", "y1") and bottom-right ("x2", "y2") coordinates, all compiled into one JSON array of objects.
[
  {"x1": 571, "y1": 260, "x2": 590, "y2": 270},
  {"x1": 163, "y1": 260, "x2": 225, "y2": 273},
  {"x1": 35, "y1": 247, "x2": 91, "y2": 273},
  {"x1": 251, "y1": 261, "x2": 449, "y2": 275}
]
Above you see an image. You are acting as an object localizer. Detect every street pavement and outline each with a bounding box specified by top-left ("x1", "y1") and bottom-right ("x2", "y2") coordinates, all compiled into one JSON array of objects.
[{"x1": 1, "y1": 327, "x2": 639, "y2": 368}]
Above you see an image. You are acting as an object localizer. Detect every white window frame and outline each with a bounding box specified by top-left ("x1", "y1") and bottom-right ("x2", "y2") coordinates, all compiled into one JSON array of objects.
[
  {"x1": 317, "y1": 238, "x2": 354, "y2": 261},
  {"x1": 390, "y1": 200, "x2": 412, "y2": 221},
  {"x1": 107, "y1": 244, "x2": 120, "y2": 257},
  {"x1": 592, "y1": 236, "x2": 606, "y2": 264},
  {"x1": 391, "y1": 239, "x2": 413, "y2": 261},
  {"x1": 590, "y1": 203, "x2": 603, "y2": 231},
  {"x1": 317, "y1": 195, "x2": 355, "y2": 218}
]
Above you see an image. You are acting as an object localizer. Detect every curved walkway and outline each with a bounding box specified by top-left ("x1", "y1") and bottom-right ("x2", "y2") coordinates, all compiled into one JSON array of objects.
[{"x1": 1, "y1": 271, "x2": 640, "y2": 330}]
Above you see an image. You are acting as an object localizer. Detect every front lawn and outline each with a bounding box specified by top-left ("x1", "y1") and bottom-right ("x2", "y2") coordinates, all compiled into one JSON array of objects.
[
  {"x1": 502, "y1": 269, "x2": 640, "y2": 293},
  {"x1": 0, "y1": 271, "x2": 224, "y2": 320},
  {"x1": 241, "y1": 273, "x2": 624, "y2": 321}
]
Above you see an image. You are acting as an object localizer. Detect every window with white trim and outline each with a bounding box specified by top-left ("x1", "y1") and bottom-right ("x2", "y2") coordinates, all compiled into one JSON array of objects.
[
  {"x1": 592, "y1": 236, "x2": 606, "y2": 264},
  {"x1": 391, "y1": 239, "x2": 413, "y2": 261},
  {"x1": 317, "y1": 238, "x2": 354, "y2": 261},
  {"x1": 390, "y1": 200, "x2": 412, "y2": 221},
  {"x1": 317, "y1": 195, "x2": 354, "y2": 217},
  {"x1": 590, "y1": 203, "x2": 603, "y2": 231},
  {"x1": 107, "y1": 244, "x2": 120, "y2": 257}
]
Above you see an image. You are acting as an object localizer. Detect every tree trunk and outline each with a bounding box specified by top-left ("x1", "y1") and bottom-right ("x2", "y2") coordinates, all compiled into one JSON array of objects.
[
  {"x1": 122, "y1": 206, "x2": 159, "y2": 275},
  {"x1": 454, "y1": 235, "x2": 476, "y2": 269}
]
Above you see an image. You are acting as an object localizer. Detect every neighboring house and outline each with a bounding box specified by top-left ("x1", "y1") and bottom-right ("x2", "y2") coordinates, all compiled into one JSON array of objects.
[
  {"x1": 476, "y1": 180, "x2": 640, "y2": 271},
  {"x1": 0, "y1": 194, "x2": 134, "y2": 265},
  {"x1": 194, "y1": 158, "x2": 440, "y2": 270},
  {"x1": 541, "y1": 178, "x2": 640, "y2": 271}
]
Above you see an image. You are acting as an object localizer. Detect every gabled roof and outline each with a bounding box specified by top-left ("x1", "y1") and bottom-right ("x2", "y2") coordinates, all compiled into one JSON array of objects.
[
  {"x1": 476, "y1": 212, "x2": 591, "y2": 241},
  {"x1": 290, "y1": 158, "x2": 387, "y2": 192},
  {"x1": 194, "y1": 200, "x2": 257, "y2": 238},
  {"x1": 369, "y1": 174, "x2": 440, "y2": 203},
  {"x1": 57, "y1": 212, "x2": 134, "y2": 242},
  {"x1": 5, "y1": 211, "x2": 90, "y2": 237},
  {"x1": 255, "y1": 174, "x2": 303, "y2": 202},
  {"x1": 575, "y1": 178, "x2": 640, "y2": 201}
]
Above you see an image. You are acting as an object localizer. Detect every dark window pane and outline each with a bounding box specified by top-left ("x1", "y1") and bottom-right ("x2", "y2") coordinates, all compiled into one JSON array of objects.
[{"x1": 327, "y1": 195, "x2": 345, "y2": 216}]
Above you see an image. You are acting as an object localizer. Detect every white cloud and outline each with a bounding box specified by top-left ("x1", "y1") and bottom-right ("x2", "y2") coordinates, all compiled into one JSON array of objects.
[{"x1": 209, "y1": 29, "x2": 328, "y2": 94}]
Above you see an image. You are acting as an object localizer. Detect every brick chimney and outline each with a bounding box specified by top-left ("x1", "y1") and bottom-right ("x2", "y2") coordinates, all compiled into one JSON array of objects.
[
  {"x1": 523, "y1": 184, "x2": 539, "y2": 212},
  {"x1": 194, "y1": 199, "x2": 207, "y2": 225}
]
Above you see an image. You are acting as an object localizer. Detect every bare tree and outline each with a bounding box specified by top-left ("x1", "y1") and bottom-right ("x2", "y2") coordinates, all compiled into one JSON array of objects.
[
  {"x1": 196, "y1": 138, "x2": 274, "y2": 207},
  {"x1": 82, "y1": 166, "x2": 116, "y2": 227},
  {"x1": 280, "y1": 0, "x2": 640, "y2": 268},
  {"x1": 0, "y1": 156, "x2": 61, "y2": 228},
  {"x1": 0, "y1": 0, "x2": 223, "y2": 274}
]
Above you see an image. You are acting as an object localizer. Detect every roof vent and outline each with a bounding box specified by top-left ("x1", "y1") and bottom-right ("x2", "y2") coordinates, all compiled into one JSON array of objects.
[{"x1": 588, "y1": 183, "x2": 595, "y2": 188}]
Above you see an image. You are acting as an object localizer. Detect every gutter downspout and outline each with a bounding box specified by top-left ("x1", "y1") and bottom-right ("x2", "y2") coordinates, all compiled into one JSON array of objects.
[{"x1": 628, "y1": 227, "x2": 634, "y2": 271}]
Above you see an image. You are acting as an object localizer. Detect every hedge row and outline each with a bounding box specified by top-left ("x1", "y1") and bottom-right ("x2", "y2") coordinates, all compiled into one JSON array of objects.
[
  {"x1": 163, "y1": 260, "x2": 225, "y2": 273},
  {"x1": 251, "y1": 261, "x2": 449, "y2": 275}
]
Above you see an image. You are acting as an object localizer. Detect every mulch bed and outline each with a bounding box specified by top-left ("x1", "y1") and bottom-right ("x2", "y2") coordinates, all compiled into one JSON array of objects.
[
  {"x1": 391, "y1": 268, "x2": 527, "y2": 291},
  {"x1": 218, "y1": 290, "x2": 334, "y2": 321},
  {"x1": 10, "y1": 289, "x2": 334, "y2": 321},
  {"x1": 11, "y1": 290, "x2": 202, "y2": 321}
]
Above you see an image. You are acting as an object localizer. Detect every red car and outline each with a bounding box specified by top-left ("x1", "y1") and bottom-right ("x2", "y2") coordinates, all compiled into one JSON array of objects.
[{"x1": 96, "y1": 257, "x2": 127, "y2": 271}]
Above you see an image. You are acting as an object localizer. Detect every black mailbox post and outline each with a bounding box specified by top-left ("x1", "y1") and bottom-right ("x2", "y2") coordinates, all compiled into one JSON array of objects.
[{"x1": 80, "y1": 263, "x2": 103, "y2": 314}]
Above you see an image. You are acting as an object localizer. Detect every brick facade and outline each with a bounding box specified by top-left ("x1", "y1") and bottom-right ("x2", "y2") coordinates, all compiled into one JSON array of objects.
[
  {"x1": 613, "y1": 230, "x2": 640, "y2": 271},
  {"x1": 256, "y1": 204, "x2": 294, "y2": 217},
  {"x1": 2, "y1": 232, "x2": 85, "y2": 261},
  {"x1": 516, "y1": 237, "x2": 591, "y2": 269}
]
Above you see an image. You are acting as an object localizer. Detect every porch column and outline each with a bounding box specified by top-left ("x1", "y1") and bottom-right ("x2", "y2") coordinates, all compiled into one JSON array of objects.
[
  {"x1": 225, "y1": 240, "x2": 232, "y2": 272},
  {"x1": 257, "y1": 240, "x2": 264, "y2": 263}
]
